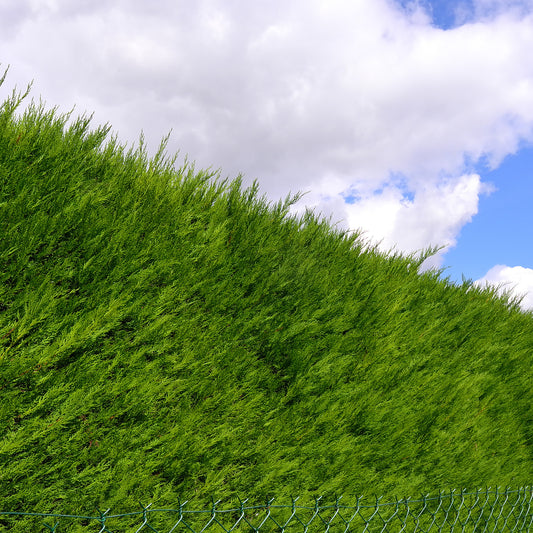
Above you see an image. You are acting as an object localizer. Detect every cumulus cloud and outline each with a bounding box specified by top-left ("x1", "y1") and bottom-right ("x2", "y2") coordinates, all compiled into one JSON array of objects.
[
  {"x1": 349, "y1": 175, "x2": 489, "y2": 260},
  {"x1": 2, "y1": 0, "x2": 533, "y2": 261},
  {"x1": 301, "y1": 173, "x2": 492, "y2": 267},
  {"x1": 476, "y1": 265, "x2": 533, "y2": 310}
]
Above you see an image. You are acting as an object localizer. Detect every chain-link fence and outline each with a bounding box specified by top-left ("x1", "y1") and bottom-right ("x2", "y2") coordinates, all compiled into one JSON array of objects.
[{"x1": 1, "y1": 487, "x2": 532, "y2": 532}]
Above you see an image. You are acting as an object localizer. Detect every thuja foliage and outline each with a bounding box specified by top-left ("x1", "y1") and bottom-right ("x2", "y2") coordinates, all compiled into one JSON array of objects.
[{"x1": 1, "y1": 73, "x2": 533, "y2": 515}]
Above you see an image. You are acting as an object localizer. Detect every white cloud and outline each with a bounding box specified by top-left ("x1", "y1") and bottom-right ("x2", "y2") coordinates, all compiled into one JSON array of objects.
[
  {"x1": 2, "y1": 0, "x2": 533, "y2": 260},
  {"x1": 476, "y1": 265, "x2": 533, "y2": 310},
  {"x1": 302, "y1": 173, "x2": 490, "y2": 267},
  {"x1": 351, "y1": 175, "x2": 488, "y2": 263}
]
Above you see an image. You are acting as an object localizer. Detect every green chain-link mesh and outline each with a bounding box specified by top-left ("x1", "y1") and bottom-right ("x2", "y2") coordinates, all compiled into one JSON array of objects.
[{"x1": 1, "y1": 487, "x2": 532, "y2": 532}]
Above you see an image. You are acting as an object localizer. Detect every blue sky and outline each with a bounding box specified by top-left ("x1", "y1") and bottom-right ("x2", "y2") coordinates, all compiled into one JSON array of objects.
[
  {"x1": 398, "y1": 0, "x2": 470, "y2": 28},
  {"x1": 1, "y1": 0, "x2": 533, "y2": 307},
  {"x1": 416, "y1": 0, "x2": 533, "y2": 297},
  {"x1": 444, "y1": 146, "x2": 533, "y2": 282}
]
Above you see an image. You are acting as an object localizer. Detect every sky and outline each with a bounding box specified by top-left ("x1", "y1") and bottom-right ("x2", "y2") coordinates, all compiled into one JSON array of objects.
[{"x1": 2, "y1": 0, "x2": 533, "y2": 309}]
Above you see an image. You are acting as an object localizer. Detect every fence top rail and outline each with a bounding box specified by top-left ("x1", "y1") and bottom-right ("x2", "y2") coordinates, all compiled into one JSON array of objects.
[{"x1": 1, "y1": 486, "x2": 532, "y2": 521}]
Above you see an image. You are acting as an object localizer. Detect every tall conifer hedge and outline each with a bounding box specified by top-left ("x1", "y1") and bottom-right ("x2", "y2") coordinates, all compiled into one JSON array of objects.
[{"x1": 1, "y1": 75, "x2": 532, "y2": 514}]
